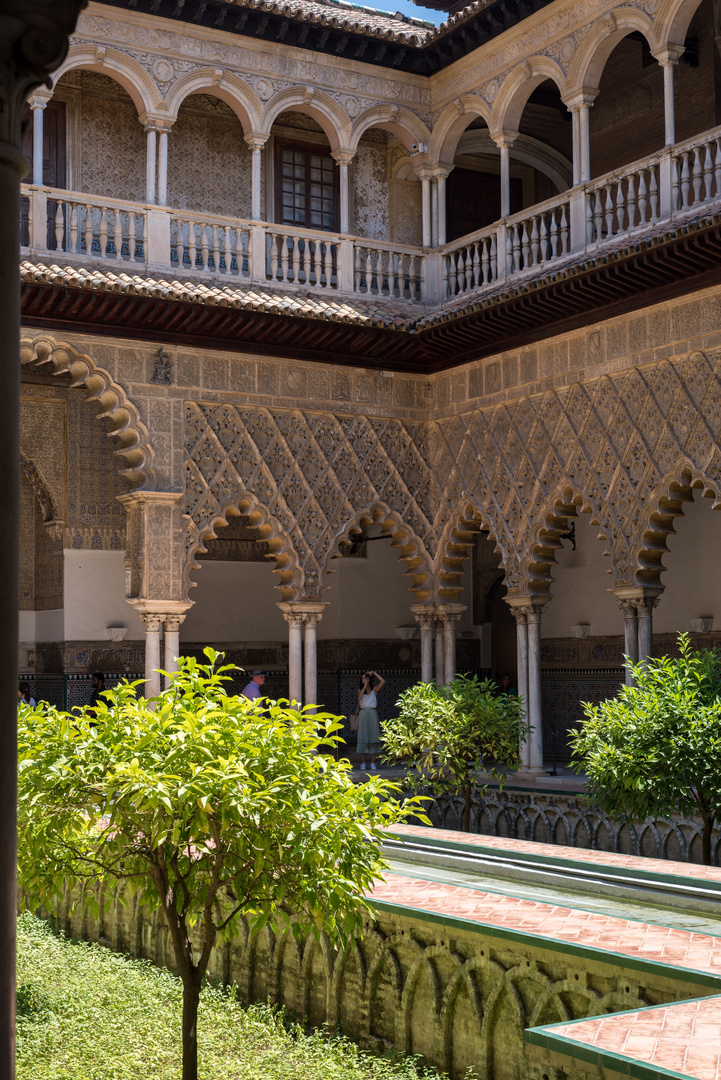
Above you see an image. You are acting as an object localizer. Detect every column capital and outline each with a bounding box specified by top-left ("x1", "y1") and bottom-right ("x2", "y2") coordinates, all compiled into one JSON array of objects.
[
  {"x1": 611, "y1": 586, "x2": 663, "y2": 605},
  {"x1": 331, "y1": 147, "x2": 355, "y2": 166},
  {"x1": 139, "y1": 612, "x2": 164, "y2": 633},
  {"x1": 562, "y1": 89, "x2": 598, "y2": 112},
  {"x1": 164, "y1": 613, "x2": 186, "y2": 633},
  {"x1": 506, "y1": 596, "x2": 548, "y2": 621},
  {"x1": 489, "y1": 129, "x2": 519, "y2": 149},
  {"x1": 430, "y1": 164, "x2": 453, "y2": 181},
  {"x1": 278, "y1": 601, "x2": 328, "y2": 624},
  {"x1": 652, "y1": 43, "x2": 686, "y2": 67},
  {"x1": 128, "y1": 599, "x2": 191, "y2": 618},
  {"x1": 244, "y1": 131, "x2": 270, "y2": 151},
  {"x1": 139, "y1": 112, "x2": 174, "y2": 134}
]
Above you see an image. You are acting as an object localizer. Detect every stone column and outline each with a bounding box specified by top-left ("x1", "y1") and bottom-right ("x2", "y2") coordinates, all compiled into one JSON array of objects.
[
  {"x1": 494, "y1": 134, "x2": 516, "y2": 218},
  {"x1": 246, "y1": 133, "x2": 269, "y2": 222},
  {"x1": 637, "y1": 595, "x2": 660, "y2": 669},
  {"x1": 304, "y1": 613, "x2": 320, "y2": 710},
  {"x1": 420, "y1": 172, "x2": 432, "y2": 248},
  {"x1": 512, "y1": 608, "x2": 530, "y2": 766},
  {"x1": 526, "y1": 608, "x2": 544, "y2": 773},
  {"x1": 434, "y1": 618, "x2": 445, "y2": 686},
  {"x1": 431, "y1": 177, "x2": 439, "y2": 247},
  {"x1": 617, "y1": 598, "x2": 639, "y2": 685},
  {"x1": 564, "y1": 91, "x2": 596, "y2": 186},
  {"x1": 0, "y1": 7, "x2": 86, "y2": 1072},
  {"x1": 163, "y1": 613, "x2": 185, "y2": 676},
  {"x1": 332, "y1": 148, "x2": 354, "y2": 234},
  {"x1": 434, "y1": 167, "x2": 451, "y2": 247},
  {"x1": 141, "y1": 613, "x2": 163, "y2": 700},
  {"x1": 570, "y1": 106, "x2": 581, "y2": 186},
  {"x1": 412, "y1": 606, "x2": 435, "y2": 682},
  {"x1": 30, "y1": 99, "x2": 46, "y2": 186},
  {"x1": 443, "y1": 617, "x2": 456, "y2": 685},
  {"x1": 280, "y1": 607, "x2": 305, "y2": 706},
  {"x1": 157, "y1": 129, "x2": 169, "y2": 206},
  {"x1": 145, "y1": 125, "x2": 157, "y2": 205},
  {"x1": 654, "y1": 46, "x2": 684, "y2": 147}
]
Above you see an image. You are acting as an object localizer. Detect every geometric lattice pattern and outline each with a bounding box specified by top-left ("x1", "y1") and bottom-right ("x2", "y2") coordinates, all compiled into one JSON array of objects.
[{"x1": 184, "y1": 351, "x2": 721, "y2": 601}]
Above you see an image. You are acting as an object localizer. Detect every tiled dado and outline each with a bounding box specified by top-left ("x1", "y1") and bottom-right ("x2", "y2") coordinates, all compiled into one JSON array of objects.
[{"x1": 379, "y1": 828, "x2": 721, "y2": 1080}]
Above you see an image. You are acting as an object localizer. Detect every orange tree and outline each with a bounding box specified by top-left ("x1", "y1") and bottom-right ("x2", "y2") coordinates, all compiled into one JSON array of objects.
[{"x1": 17, "y1": 651, "x2": 424, "y2": 1080}]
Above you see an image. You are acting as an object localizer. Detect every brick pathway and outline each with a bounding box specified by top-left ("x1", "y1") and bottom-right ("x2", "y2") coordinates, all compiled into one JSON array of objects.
[{"x1": 390, "y1": 824, "x2": 721, "y2": 884}]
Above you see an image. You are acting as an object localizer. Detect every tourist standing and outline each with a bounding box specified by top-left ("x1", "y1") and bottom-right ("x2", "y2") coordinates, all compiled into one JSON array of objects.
[
  {"x1": 242, "y1": 670, "x2": 266, "y2": 701},
  {"x1": 356, "y1": 670, "x2": 385, "y2": 772}
]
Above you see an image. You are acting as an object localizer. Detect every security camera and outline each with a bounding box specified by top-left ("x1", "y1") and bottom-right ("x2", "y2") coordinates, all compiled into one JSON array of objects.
[{"x1": 410, "y1": 142, "x2": 428, "y2": 154}]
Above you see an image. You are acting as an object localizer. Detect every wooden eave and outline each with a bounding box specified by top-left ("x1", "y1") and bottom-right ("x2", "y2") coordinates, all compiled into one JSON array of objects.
[{"x1": 21, "y1": 217, "x2": 721, "y2": 373}]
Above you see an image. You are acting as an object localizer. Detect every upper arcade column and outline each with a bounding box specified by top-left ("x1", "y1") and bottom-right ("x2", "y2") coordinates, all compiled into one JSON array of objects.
[
  {"x1": 28, "y1": 87, "x2": 52, "y2": 186},
  {"x1": 140, "y1": 113, "x2": 174, "y2": 207},
  {"x1": 652, "y1": 44, "x2": 686, "y2": 147},
  {"x1": 331, "y1": 148, "x2": 355, "y2": 235},
  {"x1": 245, "y1": 131, "x2": 270, "y2": 223},
  {"x1": 490, "y1": 130, "x2": 518, "y2": 219},
  {"x1": 563, "y1": 90, "x2": 598, "y2": 185}
]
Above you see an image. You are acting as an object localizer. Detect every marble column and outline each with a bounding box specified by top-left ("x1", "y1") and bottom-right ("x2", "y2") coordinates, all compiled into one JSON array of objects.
[
  {"x1": 145, "y1": 125, "x2": 157, "y2": 205},
  {"x1": 304, "y1": 613, "x2": 321, "y2": 711},
  {"x1": 577, "y1": 103, "x2": 591, "y2": 183},
  {"x1": 617, "y1": 598, "x2": 639, "y2": 685},
  {"x1": 30, "y1": 100, "x2": 46, "y2": 186},
  {"x1": 512, "y1": 607, "x2": 530, "y2": 768},
  {"x1": 434, "y1": 619, "x2": 445, "y2": 686},
  {"x1": 420, "y1": 173, "x2": 432, "y2": 247},
  {"x1": 526, "y1": 608, "x2": 544, "y2": 772},
  {"x1": 435, "y1": 168, "x2": 451, "y2": 247},
  {"x1": 141, "y1": 613, "x2": 163, "y2": 700},
  {"x1": 412, "y1": 608, "x2": 435, "y2": 682},
  {"x1": 637, "y1": 595, "x2": 659, "y2": 669},
  {"x1": 443, "y1": 616, "x2": 458, "y2": 685},
  {"x1": 495, "y1": 135, "x2": 516, "y2": 218},
  {"x1": 163, "y1": 613, "x2": 185, "y2": 676},
  {"x1": 157, "y1": 129, "x2": 169, "y2": 206},
  {"x1": 654, "y1": 47, "x2": 684, "y2": 148},
  {"x1": 332, "y1": 149, "x2": 354, "y2": 234},
  {"x1": 283, "y1": 610, "x2": 304, "y2": 706},
  {"x1": 431, "y1": 178, "x2": 439, "y2": 247},
  {"x1": 246, "y1": 133, "x2": 269, "y2": 221}
]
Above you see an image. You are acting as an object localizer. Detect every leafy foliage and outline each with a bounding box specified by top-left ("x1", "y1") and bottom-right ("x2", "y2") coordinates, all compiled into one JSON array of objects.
[
  {"x1": 17, "y1": 913, "x2": 444, "y2": 1080},
  {"x1": 17, "y1": 651, "x2": 425, "y2": 1079},
  {"x1": 570, "y1": 634, "x2": 721, "y2": 864},
  {"x1": 382, "y1": 675, "x2": 526, "y2": 830}
]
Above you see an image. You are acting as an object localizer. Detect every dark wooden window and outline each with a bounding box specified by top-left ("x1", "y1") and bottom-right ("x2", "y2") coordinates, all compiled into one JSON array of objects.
[
  {"x1": 446, "y1": 168, "x2": 523, "y2": 243},
  {"x1": 275, "y1": 140, "x2": 338, "y2": 231}
]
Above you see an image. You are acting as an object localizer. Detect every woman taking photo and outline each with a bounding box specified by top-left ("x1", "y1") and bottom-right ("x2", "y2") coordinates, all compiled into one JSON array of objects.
[{"x1": 356, "y1": 669, "x2": 385, "y2": 771}]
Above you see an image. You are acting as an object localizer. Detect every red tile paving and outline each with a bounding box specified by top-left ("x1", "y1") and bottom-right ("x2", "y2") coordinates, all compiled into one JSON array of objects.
[
  {"x1": 390, "y1": 824, "x2": 721, "y2": 884},
  {"x1": 370, "y1": 872, "x2": 721, "y2": 978},
  {"x1": 548, "y1": 997, "x2": 721, "y2": 1080}
]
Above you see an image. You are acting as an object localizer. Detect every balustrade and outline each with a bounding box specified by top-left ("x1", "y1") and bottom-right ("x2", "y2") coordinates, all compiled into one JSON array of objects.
[
  {"x1": 18, "y1": 124, "x2": 721, "y2": 308},
  {"x1": 170, "y1": 215, "x2": 250, "y2": 277},
  {"x1": 353, "y1": 242, "x2": 423, "y2": 301}
]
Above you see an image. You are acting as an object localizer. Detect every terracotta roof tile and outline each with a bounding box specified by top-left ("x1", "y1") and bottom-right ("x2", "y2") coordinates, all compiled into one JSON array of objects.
[{"x1": 217, "y1": 0, "x2": 437, "y2": 40}]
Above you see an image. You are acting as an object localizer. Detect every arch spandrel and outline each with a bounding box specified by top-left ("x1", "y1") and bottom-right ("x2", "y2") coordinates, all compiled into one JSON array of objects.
[
  {"x1": 429, "y1": 95, "x2": 494, "y2": 167},
  {"x1": 654, "y1": 0, "x2": 705, "y2": 54},
  {"x1": 490, "y1": 56, "x2": 568, "y2": 136},
  {"x1": 20, "y1": 335, "x2": 155, "y2": 490},
  {"x1": 49, "y1": 45, "x2": 164, "y2": 116},
  {"x1": 349, "y1": 106, "x2": 431, "y2": 156}
]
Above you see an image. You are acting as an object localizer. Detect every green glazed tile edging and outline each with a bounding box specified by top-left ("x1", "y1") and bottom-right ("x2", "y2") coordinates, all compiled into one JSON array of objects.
[
  {"x1": 368, "y1": 898, "x2": 721, "y2": 992},
  {"x1": 386, "y1": 828, "x2": 721, "y2": 894},
  {"x1": 525, "y1": 995, "x2": 721, "y2": 1080}
]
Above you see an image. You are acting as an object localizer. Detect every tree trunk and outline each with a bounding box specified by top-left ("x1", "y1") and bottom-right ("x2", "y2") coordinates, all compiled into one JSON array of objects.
[
  {"x1": 182, "y1": 975, "x2": 202, "y2": 1080},
  {"x1": 702, "y1": 815, "x2": 714, "y2": 867},
  {"x1": 462, "y1": 779, "x2": 472, "y2": 833}
]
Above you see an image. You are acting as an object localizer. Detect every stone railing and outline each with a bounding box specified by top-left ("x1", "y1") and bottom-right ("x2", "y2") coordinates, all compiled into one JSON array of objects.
[{"x1": 19, "y1": 124, "x2": 721, "y2": 306}]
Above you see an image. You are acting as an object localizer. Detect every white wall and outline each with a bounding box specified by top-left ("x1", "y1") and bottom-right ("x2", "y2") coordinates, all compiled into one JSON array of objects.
[
  {"x1": 542, "y1": 513, "x2": 620, "y2": 638},
  {"x1": 63, "y1": 550, "x2": 145, "y2": 641},
  {"x1": 656, "y1": 495, "x2": 721, "y2": 634},
  {"x1": 182, "y1": 561, "x2": 286, "y2": 642}
]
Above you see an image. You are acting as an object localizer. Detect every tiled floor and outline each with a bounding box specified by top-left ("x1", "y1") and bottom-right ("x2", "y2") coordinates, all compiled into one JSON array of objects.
[
  {"x1": 546, "y1": 997, "x2": 721, "y2": 1080},
  {"x1": 390, "y1": 824, "x2": 721, "y2": 884}
]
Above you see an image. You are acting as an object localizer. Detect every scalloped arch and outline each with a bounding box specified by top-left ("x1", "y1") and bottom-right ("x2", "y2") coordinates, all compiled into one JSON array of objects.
[
  {"x1": 568, "y1": 9, "x2": 659, "y2": 92},
  {"x1": 436, "y1": 500, "x2": 513, "y2": 603},
  {"x1": 184, "y1": 495, "x2": 303, "y2": 605},
  {"x1": 322, "y1": 501, "x2": 432, "y2": 602},
  {"x1": 19, "y1": 335, "x2": 155, "y2": 490},
  {"x1": 163, "y1": 68, "x2": 263, "y2": 132},
  {"x1": 50, "y1": 44, "x2": 164, "y2": 117},
  {"x1": 349, "y1": 105, "x2": 431, "y2": 155},
  {"x1": 262, "y1": 87, "x2": 352, "y2": 151}
]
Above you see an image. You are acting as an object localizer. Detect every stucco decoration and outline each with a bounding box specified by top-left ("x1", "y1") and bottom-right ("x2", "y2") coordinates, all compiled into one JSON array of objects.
[
  {"x1": 167, "y1": 94, "x2": 252, "y2": 219},
  {"x1": 71, "y1": 72, "x2": 146, "y2": 203},
  {"x1": 20, "y1": 336, "x2": 156, "y2": 490},
  {"x1": 184, "y1": 403, "x2": 435, "y2": 604},
  {"x1": 51, "y1": 41, "x2": 164, "y2": 116},
  {"x1": 353, "y1": 142, "x2": 389, "y2": 241}
]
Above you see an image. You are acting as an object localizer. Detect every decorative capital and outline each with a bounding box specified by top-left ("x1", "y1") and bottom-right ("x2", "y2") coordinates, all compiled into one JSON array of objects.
[
  {"x1": 0, "y1": 0, "x2": 87, "y2": 152},
  {"x1": 141, "y1": 613, "x2": 164, "y2": 634},
  {"x1": 244, "y1": 131, "x2": 269, "y2": 151},
  {"x1": 331, "y1": 147, "x2": 355, "y2": 167},
  {"x1": 164, "y1": 614, "x2": 185, "y2": 634}
]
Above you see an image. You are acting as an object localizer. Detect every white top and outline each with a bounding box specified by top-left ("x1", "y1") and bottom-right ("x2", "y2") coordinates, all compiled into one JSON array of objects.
[{"x1": 360, "y1": 691, "x2": 377, "y2": 709}]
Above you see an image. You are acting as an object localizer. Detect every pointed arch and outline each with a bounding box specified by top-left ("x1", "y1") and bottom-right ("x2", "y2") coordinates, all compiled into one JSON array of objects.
[
  {"x1": 50, "y1": 44, "x2": 163, "y2": 117},
  {"x1": 322, "y1": 501, "x2": 432, "y2": 602},
  {"x1": 349, "y1": 105, "x2": 431, "y2": 156},
  {"x1": 184, "y1": 493, "x2": 303, "y2": 605},
  {"x1": 19, "y1": 335, "x2": 155, "y2": 491},
  {"x1": 491, "y1": 56, "x2": 568, "y2": 135},
  {"x1": 569, "y1": 9, "x2": 660, "y2": 92},
  {"x1": 262, "y1": 87, "x2": 352, "y2": 151},
  {"x1": 163, "y1": 68, "x2": 263, "y2": 133},
  {"x1": 429, "y1": 95, "x2": 493, "y2": 167}
]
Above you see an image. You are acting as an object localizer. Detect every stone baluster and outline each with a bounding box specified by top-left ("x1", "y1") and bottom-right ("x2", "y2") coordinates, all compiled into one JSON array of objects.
[
  {"x1": 412, "y1": 606, "x2": 435, "y2": 683},
  {"x1": 141, "y1": 613, "x2": 164, "y2": 701},
  {"x1": 164, "y1": 613, "x2": 186, "y2": 676}
]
